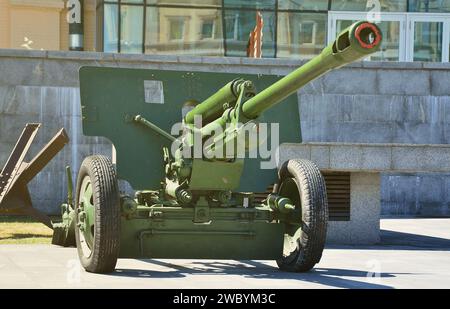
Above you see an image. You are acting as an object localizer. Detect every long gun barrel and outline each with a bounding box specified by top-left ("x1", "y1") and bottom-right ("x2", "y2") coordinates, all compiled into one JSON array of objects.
[
  {"x1": 184, "y1": 21, "x2": 382, "y2": 124},
  {"x1": 241, "y1": 21, "x2": 382, "y2": 119}
]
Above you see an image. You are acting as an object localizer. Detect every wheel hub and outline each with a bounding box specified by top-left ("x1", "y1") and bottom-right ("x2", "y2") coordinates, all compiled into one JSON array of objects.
[
  {"x1": 278, "y1": 177, "x2": 302, "y2": 259},
  {"x1": 78, "y1": 176, "x2": 95, "y2": 258}
]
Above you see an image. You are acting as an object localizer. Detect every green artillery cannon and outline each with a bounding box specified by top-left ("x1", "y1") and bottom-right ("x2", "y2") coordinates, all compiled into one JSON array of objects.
[{"x1": 53, "y1": 21, "x2": 382, "y2": 273}]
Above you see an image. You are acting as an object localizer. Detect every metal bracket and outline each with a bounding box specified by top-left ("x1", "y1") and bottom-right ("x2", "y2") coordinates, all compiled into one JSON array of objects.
[{"x1": 193, "y1": 197, "x2": 211, "y2": 224}]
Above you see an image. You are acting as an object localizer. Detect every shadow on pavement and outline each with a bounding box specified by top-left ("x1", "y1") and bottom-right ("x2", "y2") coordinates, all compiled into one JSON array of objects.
[
  {"x1": 0, "y1": 233, "x2": 51, "y2": 240},
  {"x1": 328, "y1": 229, "x2": 450, "y2": 251},
  {"x1": 112, "y1": 259, "x2": 407, "y2": 289}
]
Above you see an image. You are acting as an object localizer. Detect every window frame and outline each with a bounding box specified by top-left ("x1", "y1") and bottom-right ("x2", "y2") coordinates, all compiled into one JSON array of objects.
[
  {"x1": 406, "y1": 13, "x2": 450, "y2": 62},
  {"x1": 166, "y1": 16, "x2": 188, "y2": 41},
  {"x1": 200, "y1": 17, "x2": 217, "y2": 40},
  {"x1": 299, "y1": 20, "x2": 319, "y2": 45},
  {"x1": 98, "y1": 1, "x2": 450, "y2": 62}
]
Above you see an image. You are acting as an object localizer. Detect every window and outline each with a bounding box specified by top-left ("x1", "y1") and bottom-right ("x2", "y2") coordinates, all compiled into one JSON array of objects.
[
  {"x1": 104, "y1": 4, "x2": 119, "y2": 53},
  {"x1": 147, "y1": 0, "x2": 221, "y2": 6},
  {"x1": 331, "y1": 0, "x2": 407, "y2": 12},
  {"x1": 278, "y1": 0, "x2": 329, "y2": 11},
  {"x1": 373, "y1": 20, "x2": 402, "y2": 61},
  {"x1": 223, "y1": 0, "x2": 276, "y2": 10},
  {"x1": 201, "y1": 20, "x2": 215, "y2": 39},
  {"x1": 407, "y1": 15, "x2": 449, "y2": 62},
  {"x1": 224, "y1": 10, "x2": 276, "y2": 58},
  {"x1": 145, "y1": 6, "x2": 224, "y2": 56},
  {"x1": 120, "y1": 5, "x2": 144, "y2": 53},
  {"x1": 300, "y1": 22, "x2": 316, "y2": 44},
  {"x1": 169, "y1": 18, "x2": 185, "y2": 41},
  {"x1": 98, "y1": 1, "x2": 450, "y2": 62},
  {"x1": 413, "y1": 21, "x2": 443, "y2": 62},
  {"x1": 223, "y1": 0, "x2": 277, "y2": 58},
  {"x1": 277, "y1": 12, "x2": 327, "y2": 59},
  {"x1": 408, "y1": 0, "x2": 450, "y2": 12}
]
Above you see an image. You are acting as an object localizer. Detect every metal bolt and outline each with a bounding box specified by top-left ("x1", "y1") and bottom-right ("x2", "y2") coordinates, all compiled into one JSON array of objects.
[
  {"x1": 197, "y1": 209, "x2": 206, "y2": 218},
  {"x1": 177, "y1": 189, "x2": 192, "y2": 204}
]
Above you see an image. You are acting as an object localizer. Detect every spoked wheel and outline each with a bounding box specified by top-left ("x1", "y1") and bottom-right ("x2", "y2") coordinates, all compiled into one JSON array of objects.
[
  {"x1": 75, "y1": 155, "x2": 120, "y2": 273},
  {"x1": 276, "y1": 159, "x2": 328, "y2": 272}
]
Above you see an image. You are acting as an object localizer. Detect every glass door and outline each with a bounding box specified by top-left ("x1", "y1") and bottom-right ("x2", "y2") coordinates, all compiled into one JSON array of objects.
[
  {"x1": 407, "y1": 14, "x2": 450, "y2": 62},
  {"x1": 328, "y1": 11, "x2": 407, "y2": 61}
]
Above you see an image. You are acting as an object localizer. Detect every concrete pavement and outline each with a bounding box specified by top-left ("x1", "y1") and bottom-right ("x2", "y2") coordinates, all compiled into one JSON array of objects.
[{"x1": 0, "y1": 218, "x2": 449, "y2": 289}]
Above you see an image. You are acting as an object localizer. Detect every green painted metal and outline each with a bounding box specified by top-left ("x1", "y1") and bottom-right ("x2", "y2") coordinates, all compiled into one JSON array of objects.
[
  {"x1": 266, "y1": 194, "x2": 296, "y2": 214},
  {"x1": 119, "y1": 207, "x2": 284, "y2": 259},
  {"x1": 133, "y1": 114, "x2": 177, "y2": 143},
  {"x1": 78, "y1": 176, "x2": 95, "y2": 250},
  {"x1": 65, "y1": 166, "x2": 73, "y2": 204},
  {"x1": 73, "y1": 20, "x2": 382, "y2": 263},
  {"x1": 188, "y1": 159, "x2": 244, "y2": 190},
  {"x1": 79, "y1": 67, "x2": 300, "y2": 193},
  {"x1": 184, "y1": 79, "x2": 244, "y2": 125},
  {"x1": 51, "y1": 203, "x2": 76, "y2": 246},
  {"x1": 51, "y1": 166, "x2": 76, "y2": 246}
]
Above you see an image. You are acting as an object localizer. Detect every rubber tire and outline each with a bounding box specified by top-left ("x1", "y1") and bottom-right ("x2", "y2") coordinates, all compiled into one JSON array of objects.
[
  {"x1": 75, "y1": 155, "x2": 120, "y2": 273},
  {"x1": 276, "y1": 159, "x2": 328, "y2": 272}
]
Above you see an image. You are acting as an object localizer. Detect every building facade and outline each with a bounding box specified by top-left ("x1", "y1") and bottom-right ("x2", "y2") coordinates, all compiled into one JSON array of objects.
[
  {"x1": 97, "y1": 0, "x2": 450, "y2": 62},
  {"x1": 0, "y1": 1, "x2": 449, "y2": 62},
  {"x1": 1, "y1": 1, "x2": 450, "y2": 221},
  {"x1": 0, "y1": 0, "x2": 96, "y2": 51}
]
